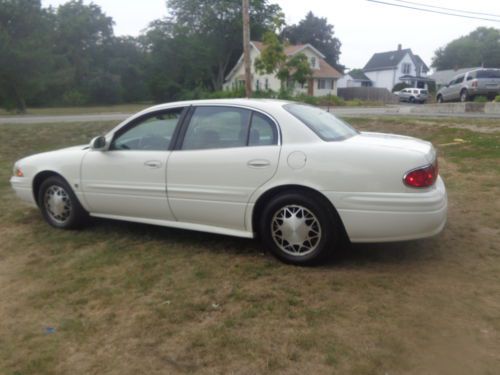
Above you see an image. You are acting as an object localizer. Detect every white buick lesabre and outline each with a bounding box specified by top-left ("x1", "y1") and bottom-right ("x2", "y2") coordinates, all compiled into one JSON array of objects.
[{"x1": 10, "y1": 99, "x2": 447, "y2": 264}]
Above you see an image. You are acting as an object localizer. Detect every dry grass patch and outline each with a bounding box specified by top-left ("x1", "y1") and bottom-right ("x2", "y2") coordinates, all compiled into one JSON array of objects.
[{"x1": 1, "y1": 117, "x2": 499, "y2": 374}]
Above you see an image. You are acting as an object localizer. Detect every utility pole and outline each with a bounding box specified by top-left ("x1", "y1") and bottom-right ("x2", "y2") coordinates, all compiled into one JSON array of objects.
[{"x1": 242, "y1": 0, "x2": 252, "y2": 98}]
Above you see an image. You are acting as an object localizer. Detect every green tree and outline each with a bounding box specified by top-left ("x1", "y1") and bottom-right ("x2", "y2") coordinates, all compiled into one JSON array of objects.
[
  {"x1": 281, "y1": 11, "x2": 343, "y2": 72},
  {"x1": 144, "y1": 0, "x2": 282, "y2": 101},
  {"x1": 432, "y1": 27, "x2": 500, "y2": 70},
  {"x1": 0, "y1": 0, "x2": 53, "y2": 112},
  {"x1": 254, "y1": 31, "x2": 312, "y2": 90}
]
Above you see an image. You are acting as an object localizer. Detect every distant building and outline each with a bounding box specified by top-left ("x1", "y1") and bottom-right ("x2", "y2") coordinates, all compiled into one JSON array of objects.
[
  {"x1": 362, "y1": 44, "x2": 432, "y2": 91},
  {"x1": 337, "y1": 69, "x2": 372, "y2": 88},
  {"x1": 223, "y1": 41, "x2": 342, "y2": 96}
]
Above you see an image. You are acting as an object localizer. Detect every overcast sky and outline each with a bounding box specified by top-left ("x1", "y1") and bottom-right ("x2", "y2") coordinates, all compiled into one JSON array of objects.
[{"x1": 42, "y1": 0, "x2": 500, "y2": 71}]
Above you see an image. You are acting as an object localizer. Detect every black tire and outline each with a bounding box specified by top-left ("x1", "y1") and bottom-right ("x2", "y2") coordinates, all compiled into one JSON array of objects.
[
  {"x1": 409, "y1": 97, "x2": 415, "y2": 103},
  {"x1": 460, "y1": 90, "x2": 468, "y2": 102},
  {"x1": 437, "y1": 95, "x2": 443, "y2": 103},
  {"x1": 259, "y1": 192, "x2": 338, "y2": 265},
  {"x1": 38, "y1": 176, "x2": 88, "y2": 229}
]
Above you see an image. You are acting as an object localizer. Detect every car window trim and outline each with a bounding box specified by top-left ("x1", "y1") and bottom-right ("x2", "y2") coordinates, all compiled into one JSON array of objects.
[
  {"x1": 109, "y1": 106, "x2": 189, "y2": 151},
  {"x1": 173, "y1": 104, "x2": 281, "y2": 151}
]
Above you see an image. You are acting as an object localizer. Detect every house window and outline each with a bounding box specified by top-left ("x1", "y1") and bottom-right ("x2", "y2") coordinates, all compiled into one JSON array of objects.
[
  {"x1": 402, "y1": 63, "x2": 411, "y2": 74},
  {"x1": 255, "y1": 79, "x2": 260, "y2": 91},
  {"x1": 310, "y1": 57, "x2": 316, "y2": 68},
  {"x1": 238, "y1": 80, "x2": 245, "y2": 88},
  {"x1": 416, "y1": 65, "x2": 421, "y2": 77},
  {"x1": 317, "y1": 79, "x2": 334, "y2": 90},
  {"x1": 265, "y1": 78, "x2": 269, "y2": 90}
]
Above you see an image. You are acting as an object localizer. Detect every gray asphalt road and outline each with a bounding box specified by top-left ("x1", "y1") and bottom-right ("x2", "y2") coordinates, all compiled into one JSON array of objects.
[
  {"x1": 1, "y1": 105, "x2": 500, "y2": 124},
  {"x1": 0, "y1": 113, "x2": 129, "y2": 125}
]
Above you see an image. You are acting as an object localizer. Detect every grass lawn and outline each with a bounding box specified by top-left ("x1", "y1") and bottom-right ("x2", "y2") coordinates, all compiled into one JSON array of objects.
[{"x1": 1, "y1": 117, "x2": 499, "y2": 374}]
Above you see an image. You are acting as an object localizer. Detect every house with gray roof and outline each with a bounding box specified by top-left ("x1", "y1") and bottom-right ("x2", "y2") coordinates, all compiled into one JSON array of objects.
[{"x1": 362, "y1": 44, "x2": 432, "y2": 91}]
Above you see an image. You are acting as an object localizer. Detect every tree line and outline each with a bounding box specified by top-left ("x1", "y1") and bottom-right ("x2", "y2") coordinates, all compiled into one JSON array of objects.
[
  {"x1": 1, "y1": 0, "x2": 498, "y2": 113},
  {"x1": 0, "y1": 0, "x2": 343, "y2": 112}
]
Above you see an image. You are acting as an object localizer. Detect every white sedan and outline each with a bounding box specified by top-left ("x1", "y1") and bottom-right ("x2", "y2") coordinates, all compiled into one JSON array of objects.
[{"x1": 10, "y1": 99, "x2": 447, "y2": 265}]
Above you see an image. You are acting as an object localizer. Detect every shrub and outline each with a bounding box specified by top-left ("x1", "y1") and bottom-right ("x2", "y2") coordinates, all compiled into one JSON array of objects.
[
  {"x1": 474, "y1": 96, "x2": 488, "y2": 103},
  {"x1": 494, "y1": 95, "x2": 500, "y2": 102},
  {"x1": 392, "y1": 82, "x2": 410, "y2": 92}
]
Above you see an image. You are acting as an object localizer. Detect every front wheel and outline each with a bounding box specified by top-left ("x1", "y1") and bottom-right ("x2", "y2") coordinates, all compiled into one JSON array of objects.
[
  {"x1": 38, "y1": 176, "x2": 88, "y2": 229},
  {"x1": 259, "y1": 193, "x2": 338, "y2": 265},
  {"x1": 437, "y1": 95, "x2": 443, "y2": 103}
]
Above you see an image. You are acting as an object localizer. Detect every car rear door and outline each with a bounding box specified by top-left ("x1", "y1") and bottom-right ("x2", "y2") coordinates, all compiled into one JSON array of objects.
[{"x1": 166, "y1": 105, "x2": 280, "y2": 231}]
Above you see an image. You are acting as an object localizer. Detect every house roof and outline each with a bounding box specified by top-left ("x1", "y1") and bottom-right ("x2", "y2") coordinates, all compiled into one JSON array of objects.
[
  {"x1": 413, "y1": 55, "x2": 430, "y2": 72},
  {"x1": 348, "y1": 69, "x2": 371, "y2": 81},
  {"x1": 363, "y1": 48, "x2": 413, "y2": 72},
  {"x1": 224, "y1": 41, "x2": 340, "y2": 81},
  {"x1": 250, "y1": 41, "x2": 325, "y2": 58},
  {"x1": 313, "y1": 58, "x2": 342, "y2": 79}
]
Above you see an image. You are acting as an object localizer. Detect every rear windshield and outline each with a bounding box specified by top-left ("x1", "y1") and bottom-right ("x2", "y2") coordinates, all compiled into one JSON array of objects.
[
  {"x1": 476, "y1": 69, "x2": 500, "y2": 79},
  {"x1": 284, "y1": 103, "x2": 358, "y2": 141}
]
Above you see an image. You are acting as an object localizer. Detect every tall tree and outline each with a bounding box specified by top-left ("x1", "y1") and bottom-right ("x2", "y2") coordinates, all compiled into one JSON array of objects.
[
  {"x1": 145, "y1": 0, "x2": 282, "y2": 98},
  {"x1": 281, "y1": 11, "x2": 343, "y2": 72},
  {"x1": 432, "y1": 27, "x2": 500, "y2": 70},
  {"x1": 0, "y1": 0, "x2": 53, "y2": 112}
]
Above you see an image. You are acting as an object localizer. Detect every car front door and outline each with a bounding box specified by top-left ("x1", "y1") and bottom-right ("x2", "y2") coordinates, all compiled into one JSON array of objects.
[
  {"x1": 80, "y1": 107, "x2": 185, "y2": 221},
  {"x1": 166, "y1": 106, "x2": 280, "y2": 231},
  {"x1": 448, "y1": 75, "x2": 464, "y2": 101}
]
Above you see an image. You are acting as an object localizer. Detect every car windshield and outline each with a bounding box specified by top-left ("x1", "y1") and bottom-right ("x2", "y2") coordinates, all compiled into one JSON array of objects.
[{"x1": 284, "y1": 103, "x2": 358, "y2": 141}]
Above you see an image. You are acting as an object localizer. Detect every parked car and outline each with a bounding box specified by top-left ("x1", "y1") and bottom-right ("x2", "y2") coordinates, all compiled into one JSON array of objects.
[
  {"x1": 436, "y1": 68, "x2": 500, "y2": 103},
  {"x1": 10, "y1": 99, "x2": 447, "y2": 265},
  {"x1": 398, "y1": 88, "x2": 428, "y2": 103}
]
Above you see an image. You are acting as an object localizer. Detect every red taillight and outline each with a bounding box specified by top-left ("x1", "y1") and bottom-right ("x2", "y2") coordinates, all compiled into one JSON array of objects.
[{"x1": 404, "y1": 161, "x2": 438, "y2": 188}]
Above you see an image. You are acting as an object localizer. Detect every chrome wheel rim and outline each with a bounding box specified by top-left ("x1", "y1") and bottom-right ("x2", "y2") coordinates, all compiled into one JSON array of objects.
[
  {"x1": 271, "y1": 205, "x2": 322, "y2": 256},
  {"x1": 44, "y1": 185, "x2": 72, "y2": 224}
]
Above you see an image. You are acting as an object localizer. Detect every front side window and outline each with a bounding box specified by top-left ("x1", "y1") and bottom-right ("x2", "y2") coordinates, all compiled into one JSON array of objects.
[
  {"x1": 182, "y1": 106, "x2": 251, "y2": 150},
  {"x1": 111, "y1": 108, "x2": 184, "y2": 151},
  {"x1": 284, "y1": 103, "x2": 358, "y2": 141},
  {"x1": 455, "y1": 75, "x2": 465, "y2": 84}
]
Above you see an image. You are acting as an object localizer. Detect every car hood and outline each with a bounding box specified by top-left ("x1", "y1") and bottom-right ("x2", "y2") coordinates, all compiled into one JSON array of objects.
[{"x1": 346, "y1": 132, "x2": 435, "y2": 162}]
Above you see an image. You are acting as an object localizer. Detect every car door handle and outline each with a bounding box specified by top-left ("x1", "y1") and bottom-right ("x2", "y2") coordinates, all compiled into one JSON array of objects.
[
  {"x1": 144, "y1": 160, "x2": 162, "y2": 168},
  {"x1": 247, "y1": 159, "x2": 271, "y2": 168}
]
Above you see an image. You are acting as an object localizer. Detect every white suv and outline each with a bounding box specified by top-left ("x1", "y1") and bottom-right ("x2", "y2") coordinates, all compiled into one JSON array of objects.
[{"x1": 398, "y1": 88, "x2": 428, "y2": 104}]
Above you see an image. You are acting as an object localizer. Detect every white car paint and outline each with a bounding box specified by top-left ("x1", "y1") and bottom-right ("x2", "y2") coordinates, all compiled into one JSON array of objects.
[{"x1": 10, "y1": 99, "x2": 447, "y2": 243}]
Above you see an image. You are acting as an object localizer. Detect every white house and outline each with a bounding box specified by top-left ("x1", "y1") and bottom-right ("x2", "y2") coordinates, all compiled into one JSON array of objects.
[
  {"x1": 337, "y1": 69, "x2": 372, "y2": 88},
  {"x1": 223, "y1": 41, "x2": 342, "y2": 96},
  {"x1": 362, "y1": 45, "x2": 432, "y2": 91}
]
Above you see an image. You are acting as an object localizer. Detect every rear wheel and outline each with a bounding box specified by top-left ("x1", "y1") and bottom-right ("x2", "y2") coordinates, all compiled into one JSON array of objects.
[
  {"x1": 437, "y1": 95, "x2": 443, "y2": 103},
  {"x1": 460, "y1": 90, "x2": 469, "y2": 102},
  {"x1": 259, "y1": 192, "x2": 338, "y2": 265},
  {"x1": 38, "y1": 176, "x2": 88, "y2": 229},
  {"x1": 409, "y1": 97, "x2": 415, "y2": 103}
]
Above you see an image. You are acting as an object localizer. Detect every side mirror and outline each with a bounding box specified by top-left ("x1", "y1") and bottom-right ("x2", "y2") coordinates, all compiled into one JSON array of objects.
[{"x1": 90, "y1": 136, "x2": 107, "y2": 151}]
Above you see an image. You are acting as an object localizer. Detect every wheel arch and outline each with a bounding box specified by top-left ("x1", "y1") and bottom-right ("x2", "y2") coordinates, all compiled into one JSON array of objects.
[
  {"x1": 32, "y1": 170, "x2": 69, "y2": 207},
  {"x1": 251, "y1": 184, "x2": 349, "y2": 241}
]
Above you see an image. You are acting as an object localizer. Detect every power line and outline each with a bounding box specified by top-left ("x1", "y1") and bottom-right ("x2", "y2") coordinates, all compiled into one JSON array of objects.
[
  {"x1": 391, "y1": 0, "x2": 500, "y2": 18},
  {"x1": 366, "y1": 0, "x2": 500, "y2": 23}
]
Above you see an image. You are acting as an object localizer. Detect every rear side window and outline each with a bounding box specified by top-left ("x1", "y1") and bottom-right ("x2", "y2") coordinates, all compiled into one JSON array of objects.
[
  {"x1": 284, "y1": 103, "x2": 358, "y2": 141},
  {"x1": 420, "y1": 90, "x2": 428, "y2": 94},
  {"x1": 248, "y1": 112, "x2": 278, "y2": 146},
  {"x1": 476, "y1": 69, "x2": 500, "y2": 79},
  {"x1": 181, "y1": 106, "x2": 251, "y2": 150}
]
